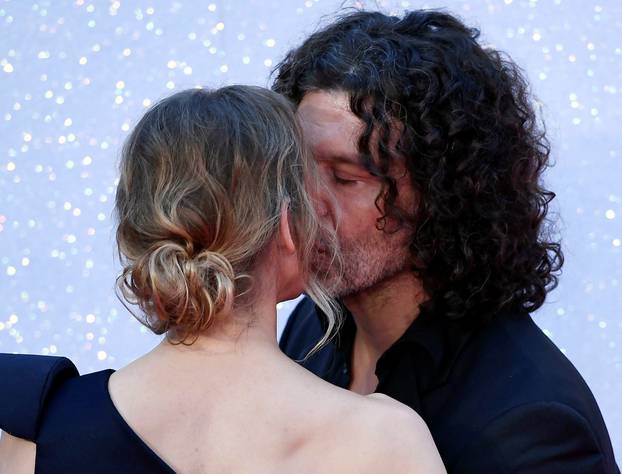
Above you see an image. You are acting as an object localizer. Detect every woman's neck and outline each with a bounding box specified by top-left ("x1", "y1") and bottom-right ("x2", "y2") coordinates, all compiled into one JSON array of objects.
[{"x1": 153, "y1": 299, "x2": 281, "y2": 362}]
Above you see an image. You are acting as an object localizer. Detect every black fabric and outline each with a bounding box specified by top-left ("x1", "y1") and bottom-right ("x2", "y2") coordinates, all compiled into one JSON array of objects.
[
  {"x1": 0, "y1": 354, "x2": 78, "y2": 441},
  {"x1": 0, "y1": 354, "x2": 175, "y2": 473},
  {"x1": 279, "y1": 297, "x2": 620, "y2": 473}
]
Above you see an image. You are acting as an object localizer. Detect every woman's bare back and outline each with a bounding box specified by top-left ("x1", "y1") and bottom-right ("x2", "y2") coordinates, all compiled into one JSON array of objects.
[{"x1": 108, "y1": 345, "x2": 445, "y2": 474}]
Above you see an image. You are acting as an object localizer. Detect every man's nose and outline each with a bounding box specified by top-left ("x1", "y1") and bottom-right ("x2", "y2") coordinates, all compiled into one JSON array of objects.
[
  {"x1": 312, "y1": 190, "x2": 330, "y2": 218},
  {"x1": 310, "y1": 184, "x2": 340, "y2": 232},
  {"x1": 306, "y1": 168, "x2": 337, "y2": 223}
]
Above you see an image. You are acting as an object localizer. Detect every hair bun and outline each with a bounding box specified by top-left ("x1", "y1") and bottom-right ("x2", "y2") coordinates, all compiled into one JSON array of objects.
[{"x1": 119, "y1": 240, "x2": 236, "y2": 339}]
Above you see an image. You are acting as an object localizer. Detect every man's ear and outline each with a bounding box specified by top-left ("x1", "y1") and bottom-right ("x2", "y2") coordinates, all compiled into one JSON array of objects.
[{"x1": 278, "y1": 200, "x2": 296, "y2": 255}]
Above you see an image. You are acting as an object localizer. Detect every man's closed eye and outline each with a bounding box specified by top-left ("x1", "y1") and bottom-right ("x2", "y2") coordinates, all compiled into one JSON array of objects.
[{"x1": 333, "y1": 172, "x2": 357, "y2": 185}]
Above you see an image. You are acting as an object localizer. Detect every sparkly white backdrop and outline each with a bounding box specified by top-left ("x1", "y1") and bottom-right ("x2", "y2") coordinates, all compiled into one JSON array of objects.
[{"x1": 1, "y1": 0, "x2": 620, "y2": 456}]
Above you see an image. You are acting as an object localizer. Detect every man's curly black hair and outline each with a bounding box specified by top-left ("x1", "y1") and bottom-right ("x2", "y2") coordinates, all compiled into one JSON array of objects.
[{"x1": 272, "y1": 9, "x2": 563, "y2": 325}]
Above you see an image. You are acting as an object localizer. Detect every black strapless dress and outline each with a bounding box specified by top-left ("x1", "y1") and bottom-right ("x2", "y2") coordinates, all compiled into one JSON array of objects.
[{"x1": 0, "y1": 353, "x2": 176, "y2": 473}]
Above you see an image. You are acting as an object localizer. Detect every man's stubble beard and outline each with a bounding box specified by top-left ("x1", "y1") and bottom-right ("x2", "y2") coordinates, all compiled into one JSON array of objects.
[{"x1": 312, "y1": 227, "x2": 413, "y2": 299}]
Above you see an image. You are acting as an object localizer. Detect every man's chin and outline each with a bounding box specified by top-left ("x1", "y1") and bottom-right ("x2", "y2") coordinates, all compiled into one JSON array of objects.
[
  {"x1": 310, "y1": 236, "x2": 412, "y2": 299},
  {"x1": 310, "y1": 266, "x2": 358, "y2": 299},
  {"x1": 321, "y1": 262, "x2": 411, "y2": 300}
]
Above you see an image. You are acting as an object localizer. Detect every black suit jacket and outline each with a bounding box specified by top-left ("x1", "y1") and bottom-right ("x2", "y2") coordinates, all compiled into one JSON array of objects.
[{"x1": 279, "y1": 297, "x2": 619, "y2": 473}]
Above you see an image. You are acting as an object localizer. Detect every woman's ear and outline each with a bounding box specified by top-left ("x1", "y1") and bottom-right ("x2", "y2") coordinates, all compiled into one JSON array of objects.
[{"x1": 278, "y1": 200, "x2": 296, "y2": 255}]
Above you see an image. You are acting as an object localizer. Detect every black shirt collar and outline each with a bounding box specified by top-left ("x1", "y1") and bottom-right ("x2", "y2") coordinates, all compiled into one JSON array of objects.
[{"x1": 325, "y1": 303, "x2": 475, "y2": 395}]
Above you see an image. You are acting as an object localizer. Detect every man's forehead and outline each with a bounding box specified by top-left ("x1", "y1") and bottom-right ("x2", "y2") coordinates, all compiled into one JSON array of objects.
[
  {"x1": 296, "y1": 90, "x2": 405, "y2": 168},
  {"x1": 297, "y1": 90, "x2": 359, "y2": 126},
  {"x1": 297, "y1": 90, "x2": 363, "y2": 151}
]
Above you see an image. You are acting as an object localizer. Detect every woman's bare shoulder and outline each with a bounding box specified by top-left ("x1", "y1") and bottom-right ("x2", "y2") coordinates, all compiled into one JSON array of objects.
[
  {"x1": 334, "y1": 394, "x2": 447, "y2": 474},
  {"x1": 0, "y1": 431, "x2": 35, "y2": 474}
]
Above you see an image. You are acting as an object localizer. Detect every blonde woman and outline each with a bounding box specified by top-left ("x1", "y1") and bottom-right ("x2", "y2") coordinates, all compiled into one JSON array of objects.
[{"x1": 0, "y1": 86, "x2": 445, "y2": 474}]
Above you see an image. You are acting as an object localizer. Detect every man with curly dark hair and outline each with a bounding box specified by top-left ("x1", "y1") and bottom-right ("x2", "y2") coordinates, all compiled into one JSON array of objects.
[{"x1": 274, "y1": 9, "x2": 619, "y2": 473}]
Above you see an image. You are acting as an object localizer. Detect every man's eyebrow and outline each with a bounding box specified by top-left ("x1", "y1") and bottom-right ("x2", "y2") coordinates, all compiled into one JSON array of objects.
[{"x1": 319, "y1": 152, "x2": 363, "y2": 165}]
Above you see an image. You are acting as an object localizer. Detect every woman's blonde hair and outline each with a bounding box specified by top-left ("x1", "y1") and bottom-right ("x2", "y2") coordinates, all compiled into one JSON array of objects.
[{"x1": 114, "y1": 85, "x2": 341, "y2": 351}]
